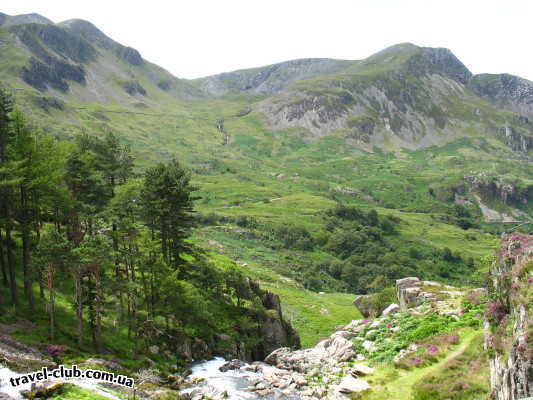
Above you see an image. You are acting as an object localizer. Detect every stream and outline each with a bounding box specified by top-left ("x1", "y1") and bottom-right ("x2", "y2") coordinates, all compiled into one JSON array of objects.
[{"x1": 181, "y1": 357, "x2": 297, "y2": 400}]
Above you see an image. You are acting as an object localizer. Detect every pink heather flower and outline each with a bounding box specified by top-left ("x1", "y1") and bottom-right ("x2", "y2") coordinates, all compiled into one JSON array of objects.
[
  {"x1": 528, "y1": 277, "x2": 533, "y2": 284},
  {"x1": 362, "y1": 319, "x2": 369, "y2": 324},
  {"x1": 427, "y1": 345, "x2": 439, "y2": 355},
  {"x1": 446, "y1": 335, "x2": 460, "y2": 344},
  {"x1": 511, "y1": 282, "x2": 520, "y2": 290}
]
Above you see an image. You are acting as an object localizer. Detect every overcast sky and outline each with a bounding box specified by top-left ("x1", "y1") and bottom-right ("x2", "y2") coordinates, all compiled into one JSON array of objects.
[{"x1": 3, "y1": 0, "x2": 533, "y2": 80}]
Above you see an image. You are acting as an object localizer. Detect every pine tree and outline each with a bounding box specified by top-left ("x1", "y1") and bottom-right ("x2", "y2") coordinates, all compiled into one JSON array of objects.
[{"x1": 140, "y1": 159, "x2": 197, "y2": 275}]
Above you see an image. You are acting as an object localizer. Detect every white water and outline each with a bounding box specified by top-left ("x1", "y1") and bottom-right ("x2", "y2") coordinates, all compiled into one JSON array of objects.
[
  {"x1": 181, "y1": 357, "x2": 266, "y2": 400},
  {"x1": 0, "y1": 365, "x2": 124, "y2": 399}
]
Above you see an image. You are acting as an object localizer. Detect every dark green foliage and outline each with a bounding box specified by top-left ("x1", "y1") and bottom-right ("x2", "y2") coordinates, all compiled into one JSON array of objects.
[{"x1": 141, "y1": 159, "x2": 197, "y2": 270}]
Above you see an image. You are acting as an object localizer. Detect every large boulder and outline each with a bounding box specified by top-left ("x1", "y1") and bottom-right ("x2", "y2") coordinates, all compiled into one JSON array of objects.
[
  {"x1": 381, "y1": 303, "x2": 400, "y2": 316},
  {"x1": 336, "y1": 375, "x2": 370, "y2": 393},
  {"x1": 219, "y1": 359, "x2": 245, "y2": 372},
  {"x1": 396, "y1": 277, "x2": 422, "y2": 311},
  {"x1": 353, "y1": 295, "x2": 374, "y2": 317}
]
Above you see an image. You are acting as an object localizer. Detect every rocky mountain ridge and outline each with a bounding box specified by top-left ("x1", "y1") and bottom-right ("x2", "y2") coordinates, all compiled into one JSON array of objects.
[{"x1": 0, "y1": 11, "x2": 532, "y2": 158}]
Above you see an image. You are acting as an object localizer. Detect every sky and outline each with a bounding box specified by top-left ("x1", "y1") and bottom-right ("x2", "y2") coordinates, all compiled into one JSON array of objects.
[{"x1": 2, "y1": 0, "x2": 533, "y2": 80}]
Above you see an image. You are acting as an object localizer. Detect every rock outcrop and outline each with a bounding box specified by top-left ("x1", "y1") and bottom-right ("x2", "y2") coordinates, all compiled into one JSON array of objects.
[
  {"x1": 468, "y1": 73, "x2": 533, "y2": 119},
  {"x1": 485, "y1": 234, "x2": 532, "y2": 400},
  {"x1": 396, "y1": 277, "x2": 468, "y2": 313}
]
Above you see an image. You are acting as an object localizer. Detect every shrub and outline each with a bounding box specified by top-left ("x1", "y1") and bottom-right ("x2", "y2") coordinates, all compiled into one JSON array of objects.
[{"x1": 485, "y1": 301, "x2": 508, "y2": 325}]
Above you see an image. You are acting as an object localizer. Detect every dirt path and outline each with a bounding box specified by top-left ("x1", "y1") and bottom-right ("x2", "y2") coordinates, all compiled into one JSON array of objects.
[{"x1": 365, "y1": 330, "x2": 479, "y2": 400}]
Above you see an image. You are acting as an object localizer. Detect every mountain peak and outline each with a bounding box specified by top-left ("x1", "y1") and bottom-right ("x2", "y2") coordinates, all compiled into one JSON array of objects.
[
  {"x1": 363, "y1": 43, "x2": 472, "y2": 84},
  {"x1": 0, "y1": 12, "x2": 53, "y2": 27},
  {"x1": 58, "y1": 18, "x2": 116, "y2": 50}
]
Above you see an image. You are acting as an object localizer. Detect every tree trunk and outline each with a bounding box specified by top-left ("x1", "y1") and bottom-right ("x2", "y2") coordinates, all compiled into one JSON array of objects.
[
  {"x1": 0, "y1": 230, "x2": 8, "y2": 287},
  {"x1": 46, "y1": 265, "x2": 55, "y2": 341},
  {"x1": 74, "y1": 269, "x2": 83, "y2": 347},
  {"x1": 22, "y1": 229, "x2": 34, "y2": 312},
  {"x1": 21, "y1": 187, "x2": 34, "y2": 311},
  {"x1": 94, "y1": 265, "x2": 103, "y2": 353},
  {"x1": 5, "y1": 226, "x2": 17, "y2": 308}
]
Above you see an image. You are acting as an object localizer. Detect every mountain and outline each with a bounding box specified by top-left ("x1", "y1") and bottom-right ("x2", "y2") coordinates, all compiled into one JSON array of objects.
[
  {"x1": 192, "y1": 58, "x2": 356, "y2": 96},
  {"x1": 0, "y1": 11, "x2": 532, "y2": 400},
  {"x1": 468, "y1": 73, "x2": 533, "y2": 118},
  {"x1": 0, "y1": 16, "x2": 202, "y2": 106},
  {"x1": 0, "y1": 12, "x2": 53, "y2": 26}
]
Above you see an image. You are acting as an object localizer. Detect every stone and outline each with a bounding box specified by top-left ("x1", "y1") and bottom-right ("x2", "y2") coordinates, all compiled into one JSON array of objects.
[
  {"x1": 350, "y1": 364, "x2": 374, "y2": 376},
  {"x1": 148, "y1": 345, "x2": 159, "y2": 355},
  {"x1": 396, "y1": 277, "x2": 422, "y2": 311},
  {"x1": 336, "y1": 375, "x2": 370, "y2": 393},
  {"x1": 219, "y1": 359, "x2": 245, "y2": 372},
  {"x1": 382, "y1": 303, "x2": 400, "y2": 316},
  {"x1": 362, "y1": 341, "x2": 376, "y2": 353},
  {"x1": 330, "y1": 330, "x2": 355, "y2": 340},
  {"x1": 353, "y1": 295, "x2": 374, "y2": 317},
  {"x1": 265, "y1": 336, "x2": 355, "y2": 372}
]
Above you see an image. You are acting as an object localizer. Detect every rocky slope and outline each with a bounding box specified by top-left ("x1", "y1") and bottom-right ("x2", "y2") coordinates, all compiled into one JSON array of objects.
[
  {"x1": 469, "y1": 73, "x2": 533, "y2": 119},
  {"x1": 1, "y1": 12, "x2": 532, "y2": 160},
  {"x1": 192, "y1": 58, "x2": 355, "y2": 96},
  {"x1": 257, "y1": 43, "x2": 533, "y2": 153},
  {"x1": 0, "y1": 15, "x2": 202, "y2": 106},
  {"x1": 485, "y1": 234, "x2": 532, "y2": 400},
  {"x1": 0, "y1": 12, "x2": 52, "y2": 27}
]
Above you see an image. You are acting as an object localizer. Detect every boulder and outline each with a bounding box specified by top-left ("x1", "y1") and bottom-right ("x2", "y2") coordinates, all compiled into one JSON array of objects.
[
  {"x1": 336, "y1": 375, "x2": 370, "y2": 393},
  {"x1": 330, "y1": 330, "x2": 355, "y2": 340},
  {"x1": 396, "y1": 277, "x2": 422, "y2": 310},
  {"x1": 219, "y1": 359, "x2": 245, "y2": 372},
  {"x1": 350, "y1": 364, "x2": 374, "y2": 376},
  {"x1": 353, "y1": 295, "x2": 375, "y2": 317},
  {"x1": 317, "y1": 337, "x2": 356, "y2": 362},
  {"x1": 382, "y1": 303, "x2": 400, "y2": 316}
]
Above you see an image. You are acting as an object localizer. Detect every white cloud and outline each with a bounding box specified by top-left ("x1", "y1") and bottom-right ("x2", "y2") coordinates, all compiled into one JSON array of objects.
[{"x1": 2, "y1": 0, "x2": 532, "y2": 80}]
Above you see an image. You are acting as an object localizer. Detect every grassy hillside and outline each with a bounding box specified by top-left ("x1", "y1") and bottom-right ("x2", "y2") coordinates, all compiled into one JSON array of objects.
[{"x1": 0, "y1": 15, "x2": 531, "y2": 354}]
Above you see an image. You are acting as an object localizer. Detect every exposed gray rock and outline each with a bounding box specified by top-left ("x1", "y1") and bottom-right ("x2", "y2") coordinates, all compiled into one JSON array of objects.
[
  {"x1": 218, "y1": 359, "x2": 245, "y2": 372},
  {"x1": 485, "y1": 235, "x2": 532, "y2": 400},
  {"x1": 265, "y1": 336, "x2": 355, "y2": 372},
  {"x1": 396, "y1": 277, "x2": 422, "y2": 310},
  {"x1": 350, "y1": 364, "x2": 374, "y2": 376},
  {"x1": 381, "y1": 303, "x2": 400, "y2": 316},
  {"x1": 336, "y1": 375, "x2": 370, "y2": 394}
]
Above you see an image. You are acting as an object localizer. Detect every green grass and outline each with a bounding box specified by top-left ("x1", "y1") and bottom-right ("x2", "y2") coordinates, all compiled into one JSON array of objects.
[
  {"x1": 360, "y1": 329, "x2": 487, "y2": 400},
  {"x1": 48, "y1": 384, "x2": 114, "y2": 400}
]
